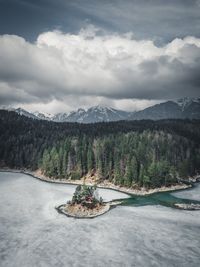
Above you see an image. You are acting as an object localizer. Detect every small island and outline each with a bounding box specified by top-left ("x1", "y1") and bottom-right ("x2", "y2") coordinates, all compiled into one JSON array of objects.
[{"x1": 56, "y1": 184, "x2": 111, "y2": 218}]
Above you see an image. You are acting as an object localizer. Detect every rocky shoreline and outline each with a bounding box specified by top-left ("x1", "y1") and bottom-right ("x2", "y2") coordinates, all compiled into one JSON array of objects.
[
  {"x1": 174, "y1": 203, "x2": 200, "y2": 210},
  {"x1": 1, "y1": 168, "x2": 198, "y2": 196},
  {"x1": 56, "y1": 203, "x2": 111, "y2": 219}
]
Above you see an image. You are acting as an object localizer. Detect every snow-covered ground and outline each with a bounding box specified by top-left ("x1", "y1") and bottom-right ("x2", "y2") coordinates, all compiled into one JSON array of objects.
[{"x1": 0, "y1": 172, "x2": 199, "y2": 267}]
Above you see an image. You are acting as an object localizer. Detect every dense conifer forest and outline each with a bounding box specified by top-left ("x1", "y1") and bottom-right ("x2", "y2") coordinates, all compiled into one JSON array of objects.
[{"x1": 0, "y1": 110, "x2": 200, "y2": 188}]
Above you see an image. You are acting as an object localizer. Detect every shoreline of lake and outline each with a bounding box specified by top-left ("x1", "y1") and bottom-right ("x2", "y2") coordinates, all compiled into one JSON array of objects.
[
  {"x1": 56, "y1": 202, "x2": 112, "y2": 219},
  {"x1": 0, "y1": 168, "x2": 197, "y2": 196}
]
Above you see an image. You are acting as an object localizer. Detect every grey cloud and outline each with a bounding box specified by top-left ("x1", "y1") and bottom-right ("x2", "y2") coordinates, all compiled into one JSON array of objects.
[
  {"x1": 1, "y1": 0, "x2": 200, "y2": 44},
  {"x1": 139, "y1": 61, "x2": 159, "y2": 76},
  {"x1": 104, "y1": 56, "x2": 200, "y2": 100},
  {"x1": 0, "y1": 29, "x2": 200, "y2": 110}
]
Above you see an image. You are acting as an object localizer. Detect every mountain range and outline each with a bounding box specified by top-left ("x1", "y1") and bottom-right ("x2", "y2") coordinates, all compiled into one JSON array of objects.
[{"x1": 1, "y1": 97, "x2": 200, "y2": 123}]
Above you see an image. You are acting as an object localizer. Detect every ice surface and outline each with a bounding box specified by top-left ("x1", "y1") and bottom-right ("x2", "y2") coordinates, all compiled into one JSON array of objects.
[
  {"x1": 0, "y1": 172, "x2": 199, "y2": 267},
  {"x1": 171, "y1": 183, "x2": 200, "y2": 201}
]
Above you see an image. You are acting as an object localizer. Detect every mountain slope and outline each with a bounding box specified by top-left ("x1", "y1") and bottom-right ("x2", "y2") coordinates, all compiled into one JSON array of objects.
[
  {"x1": 129, "y1": 101, "x2": 182, "y2": 120},
  {"x1": 182, "y1": 100, "x2": 200, "y2": 119},
  {"x1": 1, "y1": 97, "x2": 200, "y2": 122},
  {"x1": 52, "y1": 106, "x2": 130, "y2": 123},
  {"x1": 66, "y1": 106, "x2": 129, "y2": 123},
  {"x1": 14, "y1": 108, "x2": 39, "y2": 120},
  {"x1": 129, "y1": 98, "x2": 200, "y2": 120}
]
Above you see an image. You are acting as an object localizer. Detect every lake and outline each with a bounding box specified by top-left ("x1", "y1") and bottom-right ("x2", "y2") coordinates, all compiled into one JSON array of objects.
[{"x1": 0, "y1": 172, "x2": 200, "y2": 267}]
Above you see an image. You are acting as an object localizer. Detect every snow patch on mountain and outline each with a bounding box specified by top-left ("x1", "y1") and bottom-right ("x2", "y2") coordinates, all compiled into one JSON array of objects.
[{"x1": 174, "y1": 97, "x2": 200, "y2": 111}]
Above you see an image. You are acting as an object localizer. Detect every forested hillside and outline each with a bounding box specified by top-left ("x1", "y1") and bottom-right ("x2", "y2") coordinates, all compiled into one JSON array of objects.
[{"x1": 0, "y1": 110, "x2": 200, "y2": 188}]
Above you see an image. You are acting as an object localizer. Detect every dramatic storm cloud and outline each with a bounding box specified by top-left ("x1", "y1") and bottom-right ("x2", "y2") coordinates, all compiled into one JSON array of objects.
[
  {"x1": 0, "y1": 27, "x2": 200, "y2": 112},
  {"x1": 0, "y1": 0, "x2": 200, "y2": 112}
]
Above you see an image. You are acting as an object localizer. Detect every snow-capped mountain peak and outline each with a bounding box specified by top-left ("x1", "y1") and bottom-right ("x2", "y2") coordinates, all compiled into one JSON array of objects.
[
  {"x1": 33, "y1": 111, "x2": 54, "y2": 120},
  {"x1": 54, "y1": 105, "x2": 130, "y2": 123},
  {"x1": 53, "y1": 112, "x2": 69, "y2": 122},
  {"x1": 175, "y1": 97, "x2": 200, "y2": 111}
]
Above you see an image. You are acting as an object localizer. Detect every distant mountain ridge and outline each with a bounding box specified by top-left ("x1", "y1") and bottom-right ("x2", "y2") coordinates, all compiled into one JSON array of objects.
[
  {"x1": 3, "y1": 105, "x2": 131, "y2": 123},
  {"x1": 130, "y1": 98, "x2": 200, "y2": 120},
  {"x1": 63, "y1": 106, "x2": 130, "y2": 123},
  {"x1": 1, "y1": 97, "x2": 200, "y2": 123}
]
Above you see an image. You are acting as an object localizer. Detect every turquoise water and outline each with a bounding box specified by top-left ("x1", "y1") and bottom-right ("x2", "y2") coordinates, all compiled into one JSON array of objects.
[{"x1": 118, "y1": 185, "x2": 200, "y2": 208}]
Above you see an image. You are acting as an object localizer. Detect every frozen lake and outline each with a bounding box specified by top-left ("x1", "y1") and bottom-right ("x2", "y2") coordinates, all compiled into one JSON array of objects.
[{"x1": 0, "y1": 172, "x2": 200, "y2": 267}]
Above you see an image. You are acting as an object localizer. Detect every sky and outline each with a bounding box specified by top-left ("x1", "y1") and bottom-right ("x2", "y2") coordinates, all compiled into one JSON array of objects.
[{"x1": 0, "y1": 0, "x2": 200, "y2": 114}]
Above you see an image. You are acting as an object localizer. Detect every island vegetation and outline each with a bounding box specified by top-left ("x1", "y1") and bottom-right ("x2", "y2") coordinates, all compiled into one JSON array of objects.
[
  {"x1": 57, "y1": 184, "x2": 110, "y2": 218},
  {"x1": 0, "y1": 110, "x2": 200, "y2": 190}
]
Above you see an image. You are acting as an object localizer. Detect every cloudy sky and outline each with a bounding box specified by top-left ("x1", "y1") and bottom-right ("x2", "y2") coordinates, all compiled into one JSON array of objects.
[{"x1": 0, "y1": 0, "x2": 200, "y2": 114}]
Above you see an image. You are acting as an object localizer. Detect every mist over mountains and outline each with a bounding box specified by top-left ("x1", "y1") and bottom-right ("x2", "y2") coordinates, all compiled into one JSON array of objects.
[{"x1": 2, "y1": 98, "x2": 200, "y2": 123}]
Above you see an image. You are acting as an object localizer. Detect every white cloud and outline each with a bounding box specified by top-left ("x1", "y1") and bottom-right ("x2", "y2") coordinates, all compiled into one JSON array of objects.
[{"x1": 0, "y1": 26, "x2": 200, "y2": 112}]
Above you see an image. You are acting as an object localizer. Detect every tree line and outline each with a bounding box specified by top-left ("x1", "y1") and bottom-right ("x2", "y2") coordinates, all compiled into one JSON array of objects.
[
  {"x1": 0, "y1": 110, "x2": 200, "y2": 189},
  {"x1": 40, "y1": 131, "x2": 199, "y2": 188}
]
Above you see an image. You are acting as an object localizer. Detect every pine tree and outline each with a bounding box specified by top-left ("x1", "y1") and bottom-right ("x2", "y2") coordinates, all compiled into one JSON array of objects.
[
  {"x1": 124, "y1": 157, "x2": 133, "y2": 187},
  {"x1": 62, "y1": 150, "x2": 67, "y2": 178},
  {"x1": 87, "y1": 143, "x2": 94, "y2": 173}
]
